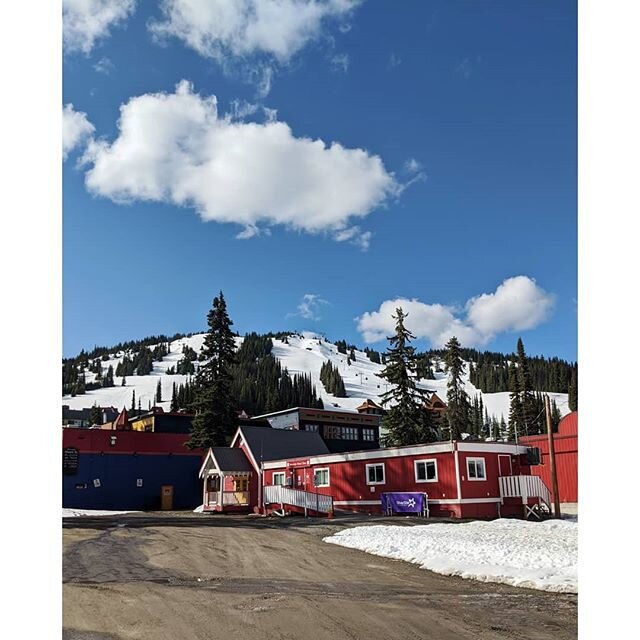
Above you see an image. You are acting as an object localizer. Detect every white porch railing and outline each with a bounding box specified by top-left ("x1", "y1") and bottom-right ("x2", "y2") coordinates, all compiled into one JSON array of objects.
[
  {"x1": 205, "y1": 491, "x2": 250, "y2": 507},
  {"x1": 499, "y1": 475, "x2": 552, "y2": 507},
  {"x1": 263, "y1": 485, "x2": 333, "y2": 514}
]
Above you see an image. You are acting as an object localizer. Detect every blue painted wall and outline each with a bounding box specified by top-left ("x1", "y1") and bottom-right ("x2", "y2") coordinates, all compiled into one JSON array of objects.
[{"x1": 63, "y1": 453, "x2": 202, "y2": 511}]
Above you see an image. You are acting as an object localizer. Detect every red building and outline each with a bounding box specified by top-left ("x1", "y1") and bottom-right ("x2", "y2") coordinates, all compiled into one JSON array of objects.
[
  {"x1": 198, "y1": 423, "x2": 552, "y2": 520},
  {"x1": 519, "y1": 411, "x2": 578, "y2": 505}
]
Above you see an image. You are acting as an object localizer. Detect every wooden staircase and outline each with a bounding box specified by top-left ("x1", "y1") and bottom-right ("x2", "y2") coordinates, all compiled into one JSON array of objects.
[{"x1": 499, "y1": 475, "x2": 553, "y2": 520}]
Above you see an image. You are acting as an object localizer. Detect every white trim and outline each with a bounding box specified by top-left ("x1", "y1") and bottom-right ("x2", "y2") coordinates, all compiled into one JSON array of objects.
[
  {"x1": 263, "y1": 442, "x2": 454, "y2": 469},
  {"x1": 414, "y1": 458, "x2": 438, "y2": 483},
  {"x1": 466, "y1": 457, "x2": 487, "y2": 481},
  {"x1": 365, "y1": 462, "x2": 386, "y2": 485},
  {"x1": 458, "y1": 442, "x2": 527, "y2": 454},
  {"x1": 313, "y1": 467, "x2": 330, "y2": 488},
  {"x1": 198, "y1": 448, "x2": 216, "y2": 478},
  {"x1": 333, "y1": 497, "x2": 501, "y2": 506},
  {"x1": 272, "y1": 471, "x2": 286, "y2": 486},
  {"x1": 454, "y1": 446, "x2": 462, "y2": 500}
]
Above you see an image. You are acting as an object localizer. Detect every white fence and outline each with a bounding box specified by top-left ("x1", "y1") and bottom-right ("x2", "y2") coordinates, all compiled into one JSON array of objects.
[
  {"x1": 263, "y1": 485, "x2": 333, "y2": 513},
  {"x1": 499, "y1": 475, "x2": 551, "y2": 506}
]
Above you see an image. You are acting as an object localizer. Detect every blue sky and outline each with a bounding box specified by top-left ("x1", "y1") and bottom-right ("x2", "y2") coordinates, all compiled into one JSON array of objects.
[{"x1": 63, "y1": 0, "x2": 576, "y2": 361}]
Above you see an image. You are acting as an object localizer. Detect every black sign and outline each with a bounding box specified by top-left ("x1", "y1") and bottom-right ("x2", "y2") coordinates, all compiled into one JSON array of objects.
[{"x1": 63, "y1": 447, "x2": 80, "y2": 475}]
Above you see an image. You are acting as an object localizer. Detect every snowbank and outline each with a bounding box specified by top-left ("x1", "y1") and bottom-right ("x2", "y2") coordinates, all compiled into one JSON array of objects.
[
  {"x1": 62, "y1": 508, "x2": 139, "y2": 518},
  {"x1": 324, "y1": 519, "x2": 577, "y2": 593},
  {"x1": 193, "y1": 505, "x2": 204, "y2": 513}
]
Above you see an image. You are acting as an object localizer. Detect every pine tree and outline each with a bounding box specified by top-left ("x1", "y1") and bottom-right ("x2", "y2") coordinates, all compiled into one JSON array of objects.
[
  {"x1": 516, "y1": 338, "x2": 537, "y2": 435},
  {"x1": 170, "y1": 382, "x2": 178, "y2": 412},
  {"x1": 379, "y1": 308, "x2": 436, "y2": 446},
  {"x1": 507, "y1": 363, "x2": 521, "y2": 440},
  {"x1": 443, "y1": 336, "x2": 471, "y2": 440},
  {"x1": 187, "y1": 292, "x2": 238, "y2": 449},
  {"x1": 568, "y1": 367, "x2": 578, "y2": 411},
  {"x1": 121, "y1": 374, "x2": 126, "y2": 387},
  {"x1": 155, "y1": 379, "x2": 162, "y2": 404},
  {"x1": 130, "y1": 389, "x2": 136, "y2": 412},
  {"x1": 89, "y1": 404, "x2": 102, "y2": 426}
]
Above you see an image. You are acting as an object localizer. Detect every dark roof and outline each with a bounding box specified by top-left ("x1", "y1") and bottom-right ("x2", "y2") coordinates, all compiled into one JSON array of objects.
[
  {"x1": 211, "y1": 447, "x2": 253, "y2": 472},
  {"x1": 238, "y1": 425, "x2": 329, "y2": 462}
]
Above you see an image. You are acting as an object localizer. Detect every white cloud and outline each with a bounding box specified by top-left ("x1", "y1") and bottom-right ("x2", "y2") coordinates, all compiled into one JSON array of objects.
[
  {"x1": 81, "y1": 81, "x2": 397, "y2": 241},
  {"x1": 149, "y1": 0, "x2": 360, "y2": 93},
  {"x1": 330, "y1": 53, "x2": 350, "y2": 73},
  {"x1": 404, "y1": 158, "x2": 422, "y2": 174},
  {"x1": 62, "y1": 104, "x2": 95, "y2": 160},
  {"x1": 387, "y1": 52, "x2": 401, "y2": 69},
  {"x1": 356, "y1": 276, "x2": 555, "y2": 347},
  {"x1": 294, "y1": 294, "x2": 330, "y2": 320},
  {"x1": 93, "y1": 56, "x2": 115, "y2": 74},
  {"x1": 63, "y1": 0, "x2": 136, "y2": 54},
  {"x1": 333, "y1": 225, "x2": 371, "y2": 251}
]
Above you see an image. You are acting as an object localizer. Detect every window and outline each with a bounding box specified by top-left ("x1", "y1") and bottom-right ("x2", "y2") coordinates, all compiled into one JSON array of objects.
[
  {"x1": 343, "y1": 427, "x2": 358, "y2": 440},
  {"x1": 304, "y1": 424, "x2": 319, "y2": 433},
  {"x1": 273, "y1": 472, "x2": 286, "y2": 486},
  {"x1": 362, "y1": 428, "x2": 376, "y2": 441},
  {"x1": 415, "y1": 459, "x2": 437, "y2": 483},
  {"x1": 313, "y1": 468, "x2": 330, "y2": 487},
  {"x1": 366, "y1": 463, "x2": 385, "y2": 485},
  {"x1": 324, "y1": 425, "x2": 341, "y2": 439},
  {"x1": 467, "y1": 457, "x2": 486, "y2": 481}
]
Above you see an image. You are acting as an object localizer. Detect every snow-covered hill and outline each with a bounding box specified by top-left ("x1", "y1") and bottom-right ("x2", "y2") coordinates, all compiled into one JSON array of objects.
[{"x1": 62, "y1": 331, "x2": 570, "y2": 422}]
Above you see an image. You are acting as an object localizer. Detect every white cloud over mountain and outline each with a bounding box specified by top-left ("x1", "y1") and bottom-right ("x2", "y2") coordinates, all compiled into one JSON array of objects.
[
  {"x1": 81, "y1": 80, "x2": 397, "y2": 241},
  {"x1": 356, "y1": 276, "x2": 555, "y2": 347},
  {"x1": 63, "y1": 0, "x2": 136, "y2": 54},
  {"x1": 62, "y1": 104, "x2": 95, "y2": 160}
]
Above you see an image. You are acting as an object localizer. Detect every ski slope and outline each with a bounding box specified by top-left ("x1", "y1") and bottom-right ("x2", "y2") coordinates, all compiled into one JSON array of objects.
[{"x1": 62, "y1": 331, "x2": 570, "y2": 422}]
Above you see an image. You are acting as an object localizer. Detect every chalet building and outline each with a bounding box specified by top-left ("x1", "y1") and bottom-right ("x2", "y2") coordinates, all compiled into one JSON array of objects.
[
  {"x1": 63, "y1": 405, "x2": 119, "y2": 428},
  {"x1": 251, "y1": 407, "x2": 380, "y2": 453},
  {"x1": 424, "y1": 391, "x2": 447, "y2": 420},
  {"x1": 129, "y1": 407, "x2": 193, "y2": 434},
  {"x1": 199, "y1": 425, "x2": 329, "y2": 512},
  {"x1": 355, "y1": 399, "x2": 384, "y2": 416}
]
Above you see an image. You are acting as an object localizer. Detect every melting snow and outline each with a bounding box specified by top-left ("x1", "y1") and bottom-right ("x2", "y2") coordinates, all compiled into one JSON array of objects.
[{"x1": 324, "y1": 519, "x2": 577, "y2": 593}]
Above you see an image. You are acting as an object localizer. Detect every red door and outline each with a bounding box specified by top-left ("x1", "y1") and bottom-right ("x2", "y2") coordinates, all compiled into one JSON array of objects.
[{"x1": 498, "y1": 455, "x2": 512, "y2": 476}]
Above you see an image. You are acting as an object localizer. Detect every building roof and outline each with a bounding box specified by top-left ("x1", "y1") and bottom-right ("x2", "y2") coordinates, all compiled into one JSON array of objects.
[
  {"x1": 355, "y1": 399, "x2": 383, "y2": 411},
  {"x1": 114, "y1": 407, "x2": 129, "y2": 428},
  {"x1": 236, "y1": 425, "x2": 329, "y2": 463},
  {"x1": 210, "y1": 447, "x2": 253, "y2": 472}
]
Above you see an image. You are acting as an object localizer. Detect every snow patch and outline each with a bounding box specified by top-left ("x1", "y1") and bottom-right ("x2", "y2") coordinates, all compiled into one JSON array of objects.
[
  {"x1": 324, "y1": 519, "x2": 577, "y2": 593},
  {"x1": 62, "y1": 508, "x2": 139, "y2": 518}
]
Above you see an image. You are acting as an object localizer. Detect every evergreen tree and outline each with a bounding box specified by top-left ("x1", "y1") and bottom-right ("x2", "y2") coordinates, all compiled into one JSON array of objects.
[
  {"x1": 89, "y1": 404, "x2": 102, "y2": 426},
  {"x1": 379, "y1": 308, "x2": 437, "y2": 446},
  {"x1": 507, "y1": 363, "x2": 521, "y2": 440},
  {"x1": 121, "y1": 374, "x2": 126, "y2": 387},
  {"x1": 170, "y1": 382, "x2": 178, "y2": 412},
  {"x1": 568, "y1": 367, "x2": 578, "y2": 411},
  {"x1": 155, "y1": 379, "x2": 162, "y2": 404},
  {"x1": 130, "y1": 389, "x2": 136, "y2": 412},
  {"x1": 187, "y1": 292, "x2": 238, "y2": 449},
  {"x1": 516, "y1": 338, "x2": 537, "y2": 435},
  {"x1": 443, "y1": 336, "x2": 471, "y2": 440}
]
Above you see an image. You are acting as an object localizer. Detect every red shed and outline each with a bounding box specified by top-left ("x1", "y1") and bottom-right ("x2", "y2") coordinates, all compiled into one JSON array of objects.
[{"x1": 519, "y1": 411, "x2": 578, "y2": 505}]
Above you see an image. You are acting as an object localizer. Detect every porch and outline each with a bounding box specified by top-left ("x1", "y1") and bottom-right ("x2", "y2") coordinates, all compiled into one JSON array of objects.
[{"x1": 198, "y1": 447, "x2": 255, "y2": 513}]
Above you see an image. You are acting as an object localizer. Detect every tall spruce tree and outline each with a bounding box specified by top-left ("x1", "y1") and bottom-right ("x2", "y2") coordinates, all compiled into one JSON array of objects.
[
  {"x1": 516, "y1": 338, "x2": 537, "y2": 435},
  {"x1": 443, "y1": 336, "x2": 471, "y2": 440},
  {"x1": 187, "y1": 292, "x2": 238, "y2": 449},
  {"x1": 568, "y1": 367, "x2": 578, "y2": 411},
  {"x1": 155, "y1": 379, "x2": 162, "y2": 404},
  {"x1": 507, "y1": 363, "x2": 521, "y2": 440},
  {"x1": 130, "y1": 389, "x2": 136, "y2": 412},
  {"x1": 379, "y1": 308, "x2": 436, "y2": 446}
]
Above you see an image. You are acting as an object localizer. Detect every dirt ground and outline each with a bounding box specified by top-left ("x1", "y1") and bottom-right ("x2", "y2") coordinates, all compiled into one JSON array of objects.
[{"x1": 63, "y1": 513, "x2": 577, "y2": 640}]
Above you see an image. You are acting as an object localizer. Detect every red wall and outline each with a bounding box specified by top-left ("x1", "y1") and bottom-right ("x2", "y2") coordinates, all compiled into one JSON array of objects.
[
  {"x1": 63, "y1": 427, "x2": 204, "y2": 457},
  {"x1": 519, "y1": 412, "x2": 578, "y2": 503},
  {"x1": 264, "y1": 445, "x2": 533, "y2": 518}
]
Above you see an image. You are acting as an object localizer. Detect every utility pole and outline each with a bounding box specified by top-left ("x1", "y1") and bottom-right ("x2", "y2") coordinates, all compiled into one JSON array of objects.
[{"x1": 545, "y1": 394, "x2": 561, "y2": 519}]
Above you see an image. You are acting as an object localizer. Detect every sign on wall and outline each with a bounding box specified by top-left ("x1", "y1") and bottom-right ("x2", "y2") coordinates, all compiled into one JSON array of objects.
[
  {"x1": 286, "y1": 459, "x2": 310, "y2": 469},
  {"x1": 63, "y1": 447, "x2": 80, "y2": 476}
]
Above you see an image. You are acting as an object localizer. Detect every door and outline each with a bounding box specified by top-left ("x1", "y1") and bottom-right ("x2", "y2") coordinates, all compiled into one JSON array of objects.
[
  {"x1": 498, "y1": 455, "x2": 512, "y2": 476},
  {"x1": 161, "y1": 485, "x2": 174, "y2": 510}
]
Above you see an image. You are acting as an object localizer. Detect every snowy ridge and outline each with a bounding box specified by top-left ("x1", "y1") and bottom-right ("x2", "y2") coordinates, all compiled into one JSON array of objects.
[{"x1": 62, "y1": 331, "x2": 570, "y2": 422}]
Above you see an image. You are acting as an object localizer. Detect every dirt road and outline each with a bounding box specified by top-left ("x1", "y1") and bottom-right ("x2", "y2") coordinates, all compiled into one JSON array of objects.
[{"x1": 63, "y1": 514, "x2": 576, "y2": 640}]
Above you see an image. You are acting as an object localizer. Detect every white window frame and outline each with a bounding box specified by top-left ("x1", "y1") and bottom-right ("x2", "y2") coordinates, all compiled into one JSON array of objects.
[
  {"x1": 272, "y1": 472, "x2": 286, "y2": 486},
  {"x1": 313, "y1": 467, "x2": 330, "y2": 488},
  {"x1": 466, "y1": 457, "x2": 487, "y2": 481},
  {"x1": 414, "y1": 458, "x2": 438, "y2": 483},
  {"x1": 362, "y1": 428, "x2": 376, "y2": 441},
  {"x1": 365, "y1": 463, "x2": 386, "y2": 485}
]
